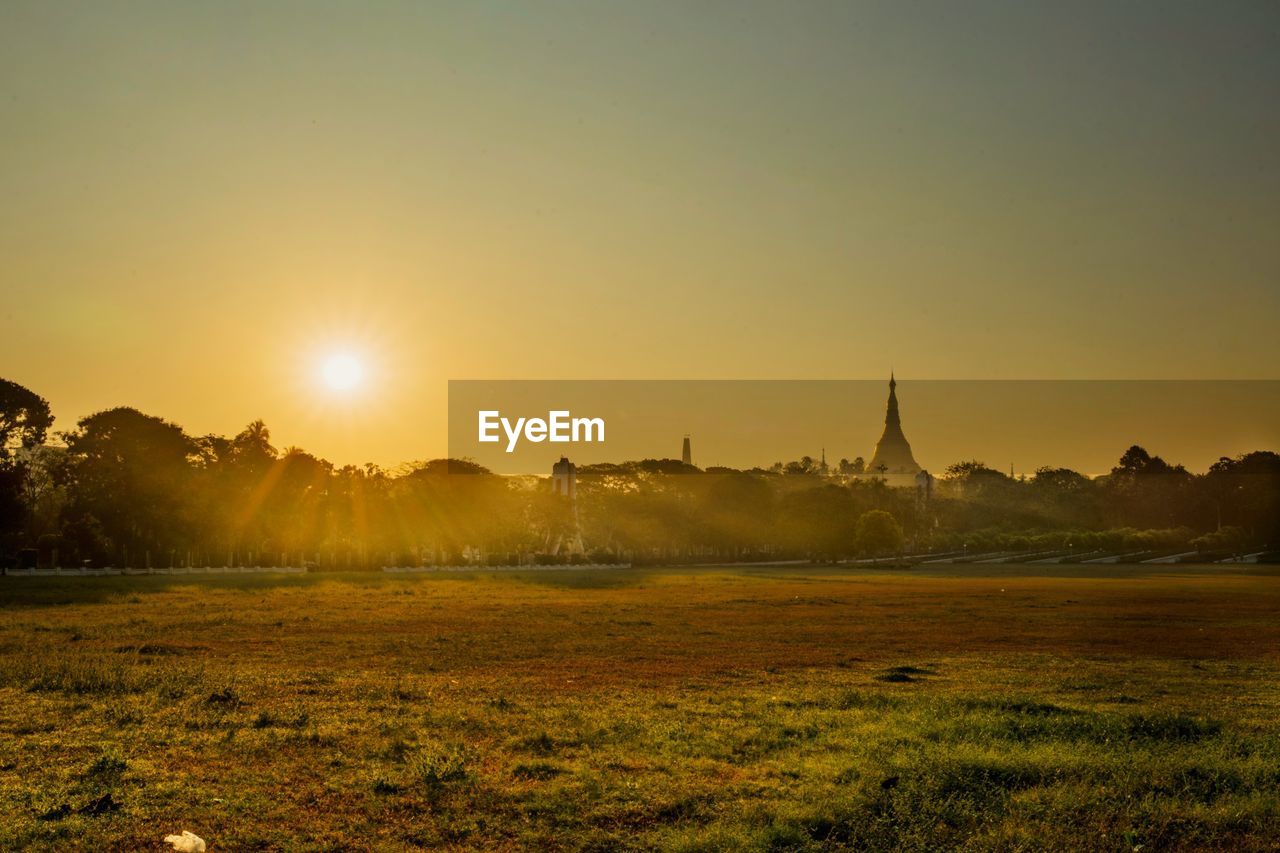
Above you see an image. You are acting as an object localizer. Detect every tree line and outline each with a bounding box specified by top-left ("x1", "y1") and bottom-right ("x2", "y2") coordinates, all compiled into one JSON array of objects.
[{"x1": 1, "y1": 377, "x2": 1277, "y2": 569}]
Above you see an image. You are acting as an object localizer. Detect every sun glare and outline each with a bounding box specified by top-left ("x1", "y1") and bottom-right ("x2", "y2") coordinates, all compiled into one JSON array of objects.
[{"x1": 321, "y1": 353, "x2": 364, "y2": 392}]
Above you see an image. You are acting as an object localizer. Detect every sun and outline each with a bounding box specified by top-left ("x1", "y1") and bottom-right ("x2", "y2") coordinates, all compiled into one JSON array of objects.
[{"x1": 321, "y1": 353, "x2": 364, "y2": 392}]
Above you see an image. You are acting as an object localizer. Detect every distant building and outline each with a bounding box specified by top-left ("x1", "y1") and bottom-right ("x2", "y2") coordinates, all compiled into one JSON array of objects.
[
  {"x1": 550, "y1": 456, "x2": 584, "y2": 555},
  {"x1": 915, "y1": 469, "x2": 934, "y2": 503},
  {"x1": 551, "y1": 455, "x2": 577, "y2": 500},
  {"x1": 682, "y1": 435, "x2": 692, "y2": 466},
  {"x1": 865, "y1": 374, "x2": 922, "y2": 486}
]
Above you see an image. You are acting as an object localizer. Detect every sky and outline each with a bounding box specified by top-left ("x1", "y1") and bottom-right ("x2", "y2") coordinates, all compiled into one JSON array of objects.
[{"x1": 2, "y1": 1, "x2": 1278, "y2": 467}]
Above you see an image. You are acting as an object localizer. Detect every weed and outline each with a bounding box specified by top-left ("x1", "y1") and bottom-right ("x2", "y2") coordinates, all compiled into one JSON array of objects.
[
  {"x1": 412, "y1": 744, "x2": 470, "y2": 789},
  {"x1": 513, "y1": 761, "x2": 564, "y2": 781}
]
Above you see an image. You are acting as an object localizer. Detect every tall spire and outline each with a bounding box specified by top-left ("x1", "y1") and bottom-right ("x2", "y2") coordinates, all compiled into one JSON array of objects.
[
  {"x1": 866, "y1": 373, "x2": 920, "y2": 481},
  {"x1": 885, "y1": 373, "x2": 900, "y2": 428}
]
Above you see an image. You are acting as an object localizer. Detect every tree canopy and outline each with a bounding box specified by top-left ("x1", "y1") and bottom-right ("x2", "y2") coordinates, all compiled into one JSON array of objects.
[{"x1": 2, "y1": 376, "x2": 1277, "y2": 569}]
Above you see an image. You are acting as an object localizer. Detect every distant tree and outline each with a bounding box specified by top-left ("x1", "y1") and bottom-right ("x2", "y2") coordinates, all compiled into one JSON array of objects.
[
  {"x1": 783, "y1": 456, "x2": 817, "y2": 476},
  {"x1": 633, "y1": 458, "x2": 696, "y2": 475},
  {"x1": 1031, "y1": 466, "x2": 1089, "y2": 490},
  {"x1": 398, "y1": 459, "x2": 520, "y2": 562},
  {"x1": 1115, "y1": 445, "x2": 1160, "y2": 474},
  {"x1": 0, "y1": 379, "x2": 53, "y2": 553},
  {"x1": 701, "y1": 472, "x2": 775, "y2": 555},
  {"x1": 778, "y1": 485, "x2": 855, "y2": 559},
  {"x1": 59, "y1": 407, "x2": 197, "y2": 565},
  {"x1": 707, "y1": 472, "x2": 773, "y2": 518},
  {"x1": 1029, "y1": 466, "x2": 1099, "y2": 527},
  {"x1": 1190, "y1": 525, "x2": 1248, "y2": 556},
  {"x1": 231, "y1": 420, "x2": 277, "y2": 473},
  {"x1": 838, "y1": 457, "x2": 866, "y2": 476},
  {"x1": 265, "y1": 448, "x2": 333, "y2": 561},
  {"x1": 943, "y1": 460, "x2": 1003, "y2": 481},
  {"x1": 1, "y1": 372, "x2": 1274, "y2": 569},
  {"x1": 855, "y1": 509, "x2": 904, "y2": 561},
  {"x1": 421, "y1": 458, "x2": 491, "y2": 476},
  {"x1": 18, "y1": 445, "x2": 68, "y2": 544},
  {"x1": 941, "y1": 460, "x2": 1014, "y2": 502},
  {"x1": 1102, "y1": 445, "x2": 1193, "y2": 529},
  {"x1": 0, "y1": 378, "x2": 53, "y2": 458},
  {"x1": 1204, "y1": 451, "x2": 1280, "y2": 543}
]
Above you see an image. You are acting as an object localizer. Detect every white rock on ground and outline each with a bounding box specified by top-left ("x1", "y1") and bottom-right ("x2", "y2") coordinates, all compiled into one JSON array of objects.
[{"x1": 164, "y1": 830, "x2": 206, "y2": 852}]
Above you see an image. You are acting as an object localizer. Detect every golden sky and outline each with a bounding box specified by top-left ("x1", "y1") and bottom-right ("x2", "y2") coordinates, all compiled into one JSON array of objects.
[{"x1": 2, "y1": 2, "x2": 1278, "y2": 467}]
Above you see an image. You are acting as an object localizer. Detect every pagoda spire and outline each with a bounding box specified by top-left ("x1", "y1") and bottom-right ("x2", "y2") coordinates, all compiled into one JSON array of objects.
[
  {"x1": 865, "y1": 373, "x2": 920, "y2": 481},
  {"x1": 885, "y1": 372, "x2": 900, "y2": 428}
]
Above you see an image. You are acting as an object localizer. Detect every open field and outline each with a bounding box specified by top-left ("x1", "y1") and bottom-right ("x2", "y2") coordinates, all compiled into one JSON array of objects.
[{"x1": 1, "y1": 565, "x2": 1278, "y2": 851}]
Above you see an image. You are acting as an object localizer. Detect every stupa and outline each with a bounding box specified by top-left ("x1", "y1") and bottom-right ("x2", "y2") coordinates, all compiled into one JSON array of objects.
[{"x1": 865, "y1": 374, "x2": 921, "y2": 485}]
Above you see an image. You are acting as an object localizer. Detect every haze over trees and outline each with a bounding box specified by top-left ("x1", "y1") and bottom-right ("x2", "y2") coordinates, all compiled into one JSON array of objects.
[{"x1": 1, "y1": 377, "x2": 1277, "y2": 569}]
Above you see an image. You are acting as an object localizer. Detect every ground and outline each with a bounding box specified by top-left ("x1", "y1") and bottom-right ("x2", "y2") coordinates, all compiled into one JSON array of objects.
[{"x1": 1, "y1": 565, "x2": 1278, "y2": 851}]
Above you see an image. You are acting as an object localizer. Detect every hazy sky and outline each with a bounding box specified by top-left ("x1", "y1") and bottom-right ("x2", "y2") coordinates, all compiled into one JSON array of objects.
[{"x1": 2, "y1": 1, "x2": 1278, "y2": 466}]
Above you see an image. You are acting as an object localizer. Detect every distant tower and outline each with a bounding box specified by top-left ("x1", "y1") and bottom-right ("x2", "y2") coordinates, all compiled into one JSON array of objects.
[
  {"x1": 820, "y1": 447, "x2": 829, "y2": 477},
  {"x1": 552, "y1": 456, "x2": 577, "y2": 500},
  {"x1": 681, "y1": 434, "x2": 692, "y2": 466},
  {"x1": 550, "y1": 456, "x2": 584, "y2": 555},
  {"x1": 915, "y1": 469, "x2": 934, "y2": 503},
  {"x1": 865, "y1": 373, "x2": 921, "y2": 485}
]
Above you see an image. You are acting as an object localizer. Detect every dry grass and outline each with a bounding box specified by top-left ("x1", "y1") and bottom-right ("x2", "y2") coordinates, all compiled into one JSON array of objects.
[{"x1": 1, "y1": 565, "x2": 1278, "y2": 850}]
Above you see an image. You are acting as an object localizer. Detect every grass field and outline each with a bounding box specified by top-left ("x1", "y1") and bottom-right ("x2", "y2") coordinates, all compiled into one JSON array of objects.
[{"x1": 1, "y1": 565, "x2": 1278, "y2": 851}]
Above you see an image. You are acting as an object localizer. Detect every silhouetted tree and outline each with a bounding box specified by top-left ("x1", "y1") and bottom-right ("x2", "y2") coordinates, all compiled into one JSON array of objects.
[
  {"x1": 855, "y1": 509, "x2": 904, "y2": 561},
  {"x1": 0, "y1": 378, "x2": 54, "y2": 553},
  {"x1": 59, "y1": 408, "x2": 198, "y2": 566},
  {"x1": 0, "y1": 378, "x2": 53, "y2": 457},
  {"x1": 700, "y1": 472, "x2": 775, "y2": 556},
  {"x1": 778, "y1": 485, "x2": 856, "y2": 560},
  {"x1": 1101, "y1": 445, "x2": 1194, "y2": 529},
  {"x1": 838, "y1": 457, "x2": 866, "y2": 476},
  {"x1": 1205, "y1": 452, "x2": 1280, "y2": 544},
  {"x1": 2, "y1": 378, "x2": 1277, "y2": 568}
]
